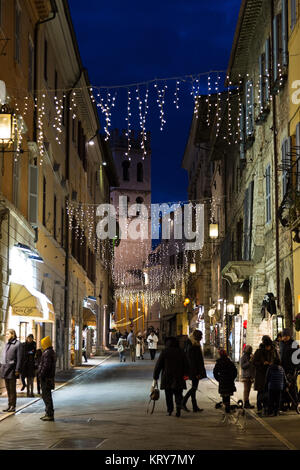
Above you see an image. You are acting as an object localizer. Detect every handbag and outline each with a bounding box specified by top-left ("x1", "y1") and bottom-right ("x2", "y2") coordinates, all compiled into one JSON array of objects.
[{"x1": 147, "y1": 381, "x2": 160, "y2": 414}]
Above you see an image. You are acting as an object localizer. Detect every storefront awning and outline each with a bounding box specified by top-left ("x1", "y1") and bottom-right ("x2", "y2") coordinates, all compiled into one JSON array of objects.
[
  {"x1": 83, "y1": 307, "x2": 96, "y2": 326},
  {"x1": 9, "y1": 283, "x2": 55, "y2": 323}
]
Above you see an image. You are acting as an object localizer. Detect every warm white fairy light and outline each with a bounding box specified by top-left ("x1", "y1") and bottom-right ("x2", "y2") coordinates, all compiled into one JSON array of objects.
[
  {"x1": 206, "y1": 73, "x2": 212, "y2": 127},
  {"x1": 154, "y1": 82, "x2": 167, "y2": 131},
  {"x1": 124, "y1": 89, "x2": 132, "y2": 160},
  {"x1": 173, "y1": 80, "x2": 180, "y2": 109},
  {"x1": 70, "y1": 91, "x2": 77, "y2": 120},
  {"x1": 53, "y1": 95, "x2": 63, "y2": 145},
  {"x1": 215, "y1": 74, "x2": 222, "y2": 138},
  {"x1": 97, "y1": 90, "x2": 117, "y2": 141},
  {"x1": 191, "y1": 77, "x2": 201, "y2": 119},
  {"x1": 136, "y1": 85, "x2": 149, "y2": 160},
  {"x1": 37, "y1": 94, "x2": 46, "y2": 165}
]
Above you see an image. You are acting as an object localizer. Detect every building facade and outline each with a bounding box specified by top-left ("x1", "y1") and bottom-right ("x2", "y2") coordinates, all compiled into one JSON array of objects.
[
  {"x1": 110, "y1": 129, "x2": 152, "y2": 335},
  {"x1": 0, "y1": 0, "x2": 117, "y2": 377}
]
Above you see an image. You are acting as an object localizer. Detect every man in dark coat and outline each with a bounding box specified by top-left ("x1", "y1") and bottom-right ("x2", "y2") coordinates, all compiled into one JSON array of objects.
[
  {"x1": 280, "y1": 328, "x2": 299, "y2": 410},
  {"x1": 22, "y1": 334, "x2": 36, "y2": 397},
  {"x1": 182, "y1": 330, "x2": 207, "y2": 412},
  {"x1": 38, "y1": 336, "x2": 56, "y2": 421},
  {"x1": 213, "y1": 349, "x2": 237, "y2": 413},
  {"x1": 252, "y1": 335, "x2": 279, "y2": 416},
  {"x1": 0, "y1": 329, "x2": 22, "y2": 412},
  {"x1": 153, "y1": 337, "x2": 189, "y2": 417}
]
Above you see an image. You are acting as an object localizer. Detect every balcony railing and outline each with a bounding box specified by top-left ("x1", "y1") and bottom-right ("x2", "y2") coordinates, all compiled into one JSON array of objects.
[{"x1": 220, "y1": 234, "x2": 243, "y2": 272}]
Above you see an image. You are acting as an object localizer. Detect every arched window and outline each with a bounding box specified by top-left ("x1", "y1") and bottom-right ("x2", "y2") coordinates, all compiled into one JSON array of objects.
[
  {"x1": 137, "y1": 162, "x2": 143, "y2": 182},
  {"x1": 136, "y1": 197, "x2": 144, "y2": 204},
  {"x1": 122, "y1": 161, "x2": 130, "y2": 181}
]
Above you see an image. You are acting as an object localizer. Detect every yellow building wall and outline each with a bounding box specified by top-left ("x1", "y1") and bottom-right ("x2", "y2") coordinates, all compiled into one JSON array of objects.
[{"x1": 289, "y1": 5, "x2": 300, "y2": 340}]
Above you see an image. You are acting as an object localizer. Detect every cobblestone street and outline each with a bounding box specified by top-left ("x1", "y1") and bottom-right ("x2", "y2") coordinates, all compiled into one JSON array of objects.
[{"x1": 0, "y1": 353, "x2": 299, "y2": 450}]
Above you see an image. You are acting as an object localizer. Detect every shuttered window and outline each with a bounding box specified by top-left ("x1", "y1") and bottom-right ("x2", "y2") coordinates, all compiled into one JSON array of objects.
[
  {"x1": 282, "y1": 137, "x2": 292, "y2": 197},
  {"x1": 245, "y1": 81, "x2": 254, "y2": 136},
  {"x1": 14, "y1": 2, "x2": 21, "y2": 64},
  {"x1": 273, "y1": 16, "x2": 279, "y2": 82},
  {"x1": 240, "y1": 103, "x2": 245, "y2": 159},
  {"x1": 291, "y1": 0, "x2": 297, "y2": 30},
  {"x1": 282, "y1": 0, "x2": 288, "y2": 67},
  {"x1": 243, "y1": 181, "x2": 254, "y2": 261},
  {"x1": 265, "y1": 38, "x2": 270, "y2": 102},
  {"x1": 266, "y1": 165, "x2": 272, "y2": 224},
  {"x1": 28, "y1": 165, "x2": 38, "y2": 226},
  {"x1": 28, "y1": 38, "x2": 34, "y2": 94}
]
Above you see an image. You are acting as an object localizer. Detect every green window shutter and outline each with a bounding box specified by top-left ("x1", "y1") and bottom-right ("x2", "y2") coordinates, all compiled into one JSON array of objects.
[
  {"x1": 282, "y1": 0, "x2": 288, "y2": 66},
  {"x1": 28, "y1": 165, "x2": 39, "y2": 226},
  {"x1": 273, "y1": 16, "x2": 279, "y2": 82},
  {"x1": 265, "y1": 38, "x2": 270, "y2": 102}
]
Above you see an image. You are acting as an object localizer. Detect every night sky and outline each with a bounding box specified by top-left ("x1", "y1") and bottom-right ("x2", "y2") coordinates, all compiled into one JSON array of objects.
[{"x1": 69, "y1": 0, "x2": 241, "y2": 204}]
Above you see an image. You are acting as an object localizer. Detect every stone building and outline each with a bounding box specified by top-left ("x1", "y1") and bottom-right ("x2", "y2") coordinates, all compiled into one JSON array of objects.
[
  {"x1": 226, "y1": 0, "x2": 294, "y2": 350},
  {"x1": 182, "y1": 0, "x2": 296, "y2": 360},
  {"x1": 110, "y1": 129, "x2": 152, "y2": 334},
  {"x1": 0, "y1": 0, "x2": 117, "y2": 376}
]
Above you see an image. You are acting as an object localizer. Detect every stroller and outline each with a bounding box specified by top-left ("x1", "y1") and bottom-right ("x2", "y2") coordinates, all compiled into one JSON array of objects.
[{"x1": 281, "y1": 369, "x2": 300, "y2": 414}]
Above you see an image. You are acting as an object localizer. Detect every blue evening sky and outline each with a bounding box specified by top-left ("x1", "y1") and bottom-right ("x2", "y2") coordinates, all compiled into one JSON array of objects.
[{"x1": 69, "y1": 0, "x2": 241, "y2": 203}]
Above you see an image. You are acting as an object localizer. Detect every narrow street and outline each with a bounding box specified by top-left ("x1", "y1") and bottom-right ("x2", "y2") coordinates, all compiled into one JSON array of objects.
[{"x1": 0, "y1": 353, "x2": 298, "y2": 450}]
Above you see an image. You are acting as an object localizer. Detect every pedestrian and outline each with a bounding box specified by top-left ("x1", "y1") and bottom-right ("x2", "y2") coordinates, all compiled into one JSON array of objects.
[
  {"x1": 147, "y1": 331, "x2": 159, "y2": 360},
  {"x1": 117, "y1": 335, "x2": 127, "y2": 362},
  {"x1": 35, "y1": 349, "x2": 42, "y2": 395},
  {"x1": 280, "y1": 328, "x2": 299, "y2": 410},
  {"x1": 182, "y1": 330, "x2": 207, "y2": 413},
  {"x1": 213, "y1": 349, "x2": 237, "y2": 414},
  {"x1": 127, "y1": 329, "x2": 136, "y2": 362},
  {"x1": 265, "y1": 357, "x2": 287, "y2": 416},
  {"x1": 153, "y1": 337, "x2": 189, "y2": 417},
  {"x1": 82, "y1": 326, "x2": 88, "y2": 363},
  {"x1": 22, "y1": 334, "x2": 36, "y2": 397},
  {"x1": 136, "y1": 332, "x2": 145, "y2": 359},
  {"x1": 38, "y1": 336, "x2": 56, "y2": 421},
  {"x1": 252, "y1": 335, "x2": 279, "y2": 416},
  {"x1": 274, "y1": 332, "x2": 284, "y2": 358},
  {"x1": 1, "y1": 329, "x2": 22, "y2": 412},
  {"x1": 240, "y1": 345, "x2": 255, "y2": 409}
]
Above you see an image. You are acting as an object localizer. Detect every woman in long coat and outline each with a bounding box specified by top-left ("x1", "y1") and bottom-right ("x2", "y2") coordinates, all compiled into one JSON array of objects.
[
  {"x1": 153, "y1": 337, "x2": 189, "y2": 417},
  {"x1": 252, "y1": 335, "x2": 279, "y2": 415},
  {"x1": 213, "y1": 349, "x2": 237, "y2": 413},
  {"x1": 22, "y1": 335, "x2": 36, "y2": 397},
  {"x1": 136, "y1": 332, "x2": 145, "y2": 359}
]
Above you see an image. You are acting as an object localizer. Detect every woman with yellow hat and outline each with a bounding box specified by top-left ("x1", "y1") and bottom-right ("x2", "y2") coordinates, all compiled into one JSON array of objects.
[{"x1": 38, "y1": 336, "x2": 56, "y2": 421}]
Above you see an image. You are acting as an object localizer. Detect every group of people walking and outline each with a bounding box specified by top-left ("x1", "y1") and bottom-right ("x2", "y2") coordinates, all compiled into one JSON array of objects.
[
  {"x1": 153, "y1": 330, "x2": 206, "y2": 417},
  {"x1": 0, "y1": 329, "x2": 56, "y2": 421},
  {"x1": 152, "y1": 328, "x2": 299, "y2": 418},
  {"x1": 240, "y1": 328, "x2": 299, "y2": 416},
  {"x1": 116, "y1": 329, "x2": 159, "y2": 362}
]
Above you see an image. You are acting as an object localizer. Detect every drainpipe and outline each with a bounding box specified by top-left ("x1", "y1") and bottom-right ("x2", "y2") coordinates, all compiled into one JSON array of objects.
[
  {"x1": 33, "y1": 0, "x2": 58, "y2": 142},
  {"x1": 271, "y1": 0, "x2": 281, "y2": 310}
]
